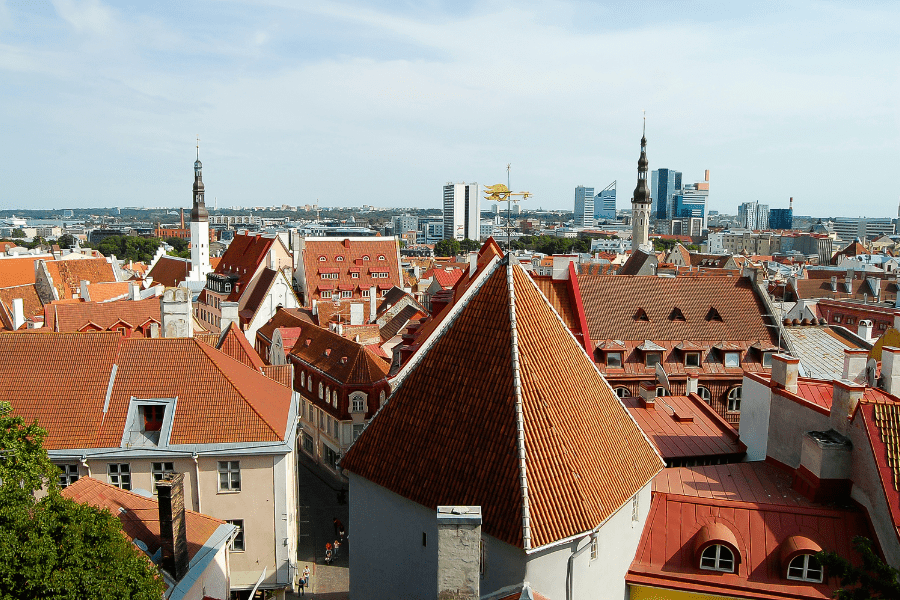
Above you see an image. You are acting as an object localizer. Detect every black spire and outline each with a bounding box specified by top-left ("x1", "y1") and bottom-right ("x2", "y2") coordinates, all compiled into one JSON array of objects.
[
  {"x1": 632, "y1": 117, "x2": 650, "y2": 206},
  {"x1": 191, "y1": 136, "x2": 208, "y2": 222}
]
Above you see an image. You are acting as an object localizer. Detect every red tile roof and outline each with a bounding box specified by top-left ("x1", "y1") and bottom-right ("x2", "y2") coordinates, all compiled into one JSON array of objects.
[
  {"x1": 341, "y1": 256, "x2": 663, "y2": 550},
  {"x1": 86, "y1": 281, "x2": 132, "y2": 302},
  {"x1": 860, "y1": 401, "x2": 900, "y2": 544},
  {"x1": 529, "y1": 277, "x2": 577, "y2": 333},
  {"x1": 429, "y1": 268, "x2": 464, "y2": 289},
  {"x1": 62, "y1": 477, "x2": 224, "y2": 563},
  {"x1": 45, "y1": 297, "x2": 161, "y2": 334},
  {"x1": 216, "y1": 322, "x2": 266, "y2": 370},
  {"x1": 213, "y1": 234, "x2": 277, "y2": 300},
  {"x1": 0, "y1": 332, "x2": 292, "y2": 448},
  {"x1": 147, "y1": 256, "x2": 192, "y2": 288},
  {"x1": 0, "y1": 283, "x2": 43, "y2": 329},
  {"x1": 629, "y1": 462, "x2": 871, "y2": 600},
  {"x1": 0, "y1": 256, "x2": 45, "y2": 287},
  {"x1": 288, "y1": 323, "x2": 390, "y2": 388},
  {"x1": 577, "y1": 274, "x2": 777, "y2": 343},
  {"x1": 255, "y1": 307, "x2": 315, "y2": 344},
  {"x1": 300, "y1": 238, "x2": 402, "y2": 306},
  {"x1": 624, "y1": 394, "x2": 746, "y2": 461},
  {"x1": 42, "y1": 258, "x2": 117, "y2": 299}
]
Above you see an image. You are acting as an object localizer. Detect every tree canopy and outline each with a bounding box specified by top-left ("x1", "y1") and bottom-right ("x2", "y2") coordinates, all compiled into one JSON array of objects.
[
  {"x1": 434, "y1": 238, "x2": 460, "y2": 257},
  {"x1": 0, "y1": 402, "x2": 166, "y2": 600},
  {"x1": 93, "y1": 235, "x2": 162, "y2": 263},
  {"x1": 817, "y1": 536, "x2": 900, "y2": 599}
]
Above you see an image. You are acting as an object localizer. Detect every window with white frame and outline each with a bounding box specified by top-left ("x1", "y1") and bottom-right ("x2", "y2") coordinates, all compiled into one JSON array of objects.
[
  {"x1": 341, "y1": 290, "x2": 352, "y2": 298},
  {"x1": 218, "y1": 461, "x2": 241, "y2": 492},
  {"x1": 108, "y1": 463, "x2": 131, "y2": 490},
  {"x1": 319, "y1": 382, "x2": 324, "y2": 399},
  {"x1": 632, "y1": 494, "x2": 639, "y2": 521},
  {"x1": 590, "y1": 536, "x2": 598, "y2": 560},
  {"x1": 318, "y1": 256, "x2": 326, "y2": 261},
  {"x1": 362, "y1": 289, "x2": 370, "y2": 297},
  {"x1": 656, "y1": 387, "x2": 670, "y2": 397},
  {"x1": 697, "y1": 386, "x2": 712, "y2": 404},
  {"x1": 615, "y1": 387, "x2": 631, "y2": 398},
  {"x1": 787, "y1": 554, "x2": 823, "y2": 583},
  {"x1": 724, "y1": 351, "x2": 741, "y2": 368},
  {"x1": 58, "y1": 464, "x2": 79, "y2": 488},
  {"x1": 727, "y1": 386, "x2": 742, "y2": 412},
  {"x1": 700, "y1": 544, "x2": 735, "y2": 572},
  {"x1": 336, "y1": 256, "x2": 344, "y2": 261},
  {"x1": 228, "y1": 519, "x2": 245, "y2": 551},
  {"x1": 378, "y1": 255, "x2": 385, "y2": 261},
  {"x1": 351, "y1": 272, "x2": 359, "y2": 279},
  {"x1": 151, "y1": 462, "x2": 175, "y2": 493},
  {"x1": 320, "y1": 291, "x2": 332, "y2": 299},
  {"x1": 645, "y1": 352, "x2": 662, "y2": 368},
  {"x1": 351, "y1": 393, "x2": 366, "y2": 413}
]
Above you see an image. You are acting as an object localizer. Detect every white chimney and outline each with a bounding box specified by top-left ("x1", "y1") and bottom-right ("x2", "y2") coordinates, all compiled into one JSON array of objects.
[
  {"x1": 467, "y1": 252, "x2": 478, "y2": 278},
  {"x1": 882, "y1": 347, "x2": 900, "y2": 394},
  {"x1": 130, "y1": 282, "x2": 141, "y2": 301},
  {"x1": 220, "y1": 301, "x2": 239, "y2": 332},
  {"x1": 830, "y1": 276, "x2": 838, "y2": 292},
  {"x1": 686, "y1": 375, "x2": 699, "y2": 395},
  {"x1": 842, "y1": 349, "x2": 869, "y2": 383},
  {"x1": 11, "y1": 298, "x2": 25, "y2": 330},
  {"x1": 830, "y1": 379, "x2": 864, "y2": 436},
  {"x1": 369, "y1": 286, "x2": 377, "y2": 323},
  {"x1": 312, "y1": 299, "x2": 318, "y2": 316},
  {"x1": 771, "y1": 354, "x2": 799, "y2": 393},
  {"x1": 437, "y1": 506, "x2": 481, "y2": 600},
  {"x1": 350, "y1": 303, "x2": 364, "y2": 326},
  {"x1": 639, "y1": 381, "x2": 656, "y2": 407},
  {"x1": 857, "y1": 320, "x2": 874, "y2": 342},
  {"x1": 79, "y1": 280, "x2": 90, "y2": 301},
  {"x1": 160, "y1": 288, "x2": 193, "y2": 338}
]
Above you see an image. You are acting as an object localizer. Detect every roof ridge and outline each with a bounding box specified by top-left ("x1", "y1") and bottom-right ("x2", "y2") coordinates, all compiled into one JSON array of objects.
[
  {"x1": 194, "y1": 340, "x2": 283, "y2": 439},
  {"x1": 506, "y1": 258, "x2": 532, "y2": 551}
]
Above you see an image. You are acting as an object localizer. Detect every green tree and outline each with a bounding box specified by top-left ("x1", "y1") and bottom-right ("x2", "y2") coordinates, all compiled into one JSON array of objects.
[
  {"x1": 57, "y1": 234, "x2": 75, "y2": 249},
  {"x1": 434, "y1": 238, "x2": 461, "y2": 257},
  {"x1": 817, "y1": 537, "x2": 900, "y2": 599},
  {"x1": 10, "y1": 228, "x2": 25, "y2": 239},
  {"x1": 95, "y1": 235, "x2": 163, "y2": 263},
  {"x1": 459, "y1": 238, "x2": 480, "y2": 252},
  {"x1": 0, "y1": 402, "x2": 166, "y2": 600}
]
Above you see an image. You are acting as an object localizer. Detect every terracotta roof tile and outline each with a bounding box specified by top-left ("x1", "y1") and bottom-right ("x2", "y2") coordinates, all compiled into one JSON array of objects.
[
  {"x1": 216, "y1": 322, "x2": 266, "y2": 370},
  {"x1": 85, "y1": 281, "x2": 132, "y2": 302},
  {"x1": 147, "y1": 256, "x2": 192, "y2": 288},
  {"x1": 62, "y1": 477, "x2": 224, "y2": 563},
  {"x1": 41, "y1": 258, "x2": 117, "y2": 299},
  {"x1": 0, "y1": 256, "x2": 45, "y2": 287},
  {"x1": 529, "y1": 277, "x2": 577, "y2": 332},
  {"x1": 0, "y1": 284, "x2": 43, "y2": 329},
  {"x1": 288, "y1": 323, "x2": 390, "y2": 387},
  {"x1": 255, "y1": 307, "x2": 315, "y2": 343},
  {"x1": 300, "y1": 238, "x2": 402, "y2": 306},
  {"x1": 341, "y1": 255, "x2": 663, "y2": 549},
  {"x1": 47, "y1": 297, "x2": 161, "y2": 334}
]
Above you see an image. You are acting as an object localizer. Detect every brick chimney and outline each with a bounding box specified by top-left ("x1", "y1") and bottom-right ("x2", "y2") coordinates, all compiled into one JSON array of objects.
[
  {"x1": 882, "y1": 347, "x2": 900, "y2": 394},
  {"x1": 842, "y1": 349, "x2": 869, "y2": 383},
  {"x1": 639, "y1": 381, "x2": 656, "y2": 407},
  {"x1": 157, "y1": 473, "x2": 190, "y2": 581},
  {"x1": 437, "y1": 506, "x2": 481, "y2": 600},
  {"x1": 830, "y1": 379, "x2": 864, "y2": 436},
  {"x1": 771, "y1": 354, "x2": 799, "y2": 393}
]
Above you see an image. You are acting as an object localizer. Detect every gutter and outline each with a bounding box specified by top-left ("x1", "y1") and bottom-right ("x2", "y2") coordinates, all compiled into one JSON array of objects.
[{"x1": 566, "y1": 534, "x2": 592, "y2": 600}]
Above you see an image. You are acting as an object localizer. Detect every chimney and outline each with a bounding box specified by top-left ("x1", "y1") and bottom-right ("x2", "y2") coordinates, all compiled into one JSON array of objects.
[
  {"x1": 467, "y1": 252, "x2": 478, "y2": 278},
  {"x1": 830, "y1": 379, "x2": 864, "y2": 436},
  {"x1": 844, "y1": 271, "x2": 853, "y2": 293},
  {"x1": 704, "y1": 169, "x2": 710, "y2": 182},
  {"x1": 160, "y1": 288, "x2": 193, "y2": 338},
  {"x1": 639, "y1": 381, "x2": 656, "y2": 407},
  {"x1": 794, "y1": 429, "x2": 852, "y2": 503},
  {"x1": 11, "y1": 298, "x2": 25, "y2": 330},
  {"x1": 867, "y1": 277, "x2": 881, "y2": 301},
  {"x1": 312, "y1": 299, "x2": 318, "y2": 316},
  {"x1": 842, "y1": 349, "x2": 869, "y2": 383},
  {"x1": 857, "y1": 320, "x2": 874, "y2": 342},
  {"x1": 830, "y1": 276, "x2": 838, "y2": 293},
  {"x1": 437, "y1": 506, "x2": 482, "y2": 600},
  {"x1": 881, "y1": 347, "x2": 900, "y2": 394},
  {"x1": 350, "y1": 303, "x2": 364, "y2": 326},
  {"x1": 771, "y1": 354, "x2": 799, "y2": 393},
  {"x1": 157, "y1": 473, "x2": 190, "y2": 581},
  {"x1": 130, "y1": 282, "x2": 141, "y2": 301},
  {"x1": 220, "y1": 301, "x2": 239, "y2": 332},
  {"x1": 369, "y1": 286, "x2": 377, "y2": 323},
  {"x1": 79, "y1": 280, "x2": 90, "y2": 301},
  {"x1": 686, "y1": 374, "x2": 699, "y2": 395}
]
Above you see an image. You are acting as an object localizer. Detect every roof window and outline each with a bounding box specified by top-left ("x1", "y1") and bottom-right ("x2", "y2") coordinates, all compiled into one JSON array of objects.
[
  {"x1": 319, "y1": 256, "x2": 327, "y2": 261},
  {"x1": 694, "y1": 523, "x2": 741, "y2": 573},
  {"x1": 669, "y1": 307, "x2": 686, "y2": 322},
  {"x1": 336, "y1": 256, "x2": 344, "y2": 261},
  {"x1": 122, "y1": 398, "x2": 175, "y2": 448},
  {"x1": 705, "y1": 307, "x2": 723, "y2": 322},
  {"x1": 634, "y1": 308, "x2": 650, "y2": 322},
  {"x1": 378, "y1": 255, "x2": 385, "y2": 261},
  {"x1": 780, "y1": 536, "x2": 824, "y2": 582},
  {"x1": 362, "y1": 255, "x2": 370, "y2": 261}
]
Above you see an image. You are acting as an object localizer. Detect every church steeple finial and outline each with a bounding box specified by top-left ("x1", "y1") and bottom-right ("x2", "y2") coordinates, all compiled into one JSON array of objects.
[{"x1": 191, "y1": 137, "x2": 208, "y2": 222}]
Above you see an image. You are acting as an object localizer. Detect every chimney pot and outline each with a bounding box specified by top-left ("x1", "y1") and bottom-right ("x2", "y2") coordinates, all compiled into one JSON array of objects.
[
  {"x1": 639, "y1": 381, "x2": 657, "y2": 407},
  {"x1": 157, "y1": 473, "x2": 190, "y2": 581}
]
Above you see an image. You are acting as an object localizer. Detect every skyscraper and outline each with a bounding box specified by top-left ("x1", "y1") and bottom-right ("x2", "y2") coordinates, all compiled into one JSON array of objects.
[
  {"x1": 442, "y1": 182, "x2": 480, "y2": 241},
  {"x1": 650, "y1": 168, "x2": 681, "y2": 220},
  {"x1": 632, "y1": 127, "x2": 651, "y2": 251},
  {"x1": 737, "y1": 201, "x2": 769, "y2": 230},
  {"x1": 574, "y1": 186, "x2": 595, "y2": 227},
  {"x1": 594, "y1": 182, "x2": 616, "y2": 220}
]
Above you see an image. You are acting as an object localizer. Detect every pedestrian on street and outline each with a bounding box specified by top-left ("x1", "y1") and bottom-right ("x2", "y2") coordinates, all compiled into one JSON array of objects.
[
  {"x1": 333, "y1": 517, "x2": 343, "y2": 538},
  {"x1": 325, "y1": 542, "x2": 333, "y2": 564},
  {"x1": 334, "y1": 539, "x2": 341, "y2": 558},
  {"x1": 298, "y1": 577, "x2": 305, "y2": 596},
  {"x1": 302, "y1": 565, "x2": 310, "y2": 588}
]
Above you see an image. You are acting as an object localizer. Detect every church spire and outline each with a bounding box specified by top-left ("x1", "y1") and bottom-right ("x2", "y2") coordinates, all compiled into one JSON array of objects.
[
  {"x1": 191, "y1": 135, "x2": 208, "y2": 222},
  {"x1": 631, "y1": 116, "x2": 651, "y2": 251}
]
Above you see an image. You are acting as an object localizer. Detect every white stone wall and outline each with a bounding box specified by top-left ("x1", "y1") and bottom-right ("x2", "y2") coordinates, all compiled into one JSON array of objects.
[{"x1": 738, "y1": 376, "x2": 774, "y2": 461}]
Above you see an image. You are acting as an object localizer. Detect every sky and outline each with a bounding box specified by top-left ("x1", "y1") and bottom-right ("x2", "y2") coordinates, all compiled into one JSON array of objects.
[{"x1": 0, "y1": 0, "x2": 898, "y2": 217}]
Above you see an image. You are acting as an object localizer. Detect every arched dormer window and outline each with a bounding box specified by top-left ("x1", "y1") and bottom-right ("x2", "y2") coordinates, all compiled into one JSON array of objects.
[
  {"x1": 318, "y1": 256, "x2": 327, "y2": 262},
  {"x1": 781, "y1": 536, "x2": 824, "y2": 583},
  {"x1": 362, "y1": 255, "x2": 370, "y2": 261},
  {"x1": 378, "y1": 255, "x2": 385, "y2": 261},
  {"x1": 336, "y1": 256, "x2": 344, "y2": 261},
  {"x1": 787, "y1": 555, "x2": 823, "y2": 583},
  {"x1": 614, "y1": 387, "x2": 631, "y2": 398},
  {"x1": 694, "y1": 523, "x2": 741, "y2": 574}
]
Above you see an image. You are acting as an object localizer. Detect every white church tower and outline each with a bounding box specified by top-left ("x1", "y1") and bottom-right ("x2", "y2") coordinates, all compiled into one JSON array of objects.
[
  {"x1": 631, "y1": 119, "x2": 652, "y2": 252},
  {"x1": 187, "y1": 138, "x2": 212, "y2": 281}
]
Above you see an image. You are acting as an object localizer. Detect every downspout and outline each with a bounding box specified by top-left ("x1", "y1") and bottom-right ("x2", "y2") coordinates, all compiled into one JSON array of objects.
[
  {"x1": 566, "y1": 534, "x2": 592, "y2": 600},
  {"x1": 192, "y1": 453, "x2": 202, "y2": 513}
]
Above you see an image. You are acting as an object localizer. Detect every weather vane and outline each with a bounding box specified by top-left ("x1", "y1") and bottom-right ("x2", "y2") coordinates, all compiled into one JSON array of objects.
[{"x1": 484, "y1": 165, "x2": 531, "y2": 252}]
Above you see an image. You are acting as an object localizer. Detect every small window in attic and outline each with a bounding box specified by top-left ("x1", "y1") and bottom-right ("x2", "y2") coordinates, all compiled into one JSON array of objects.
[
  {"x1": 669, "y1": 307, "x2": 686, "y2": 322},
  {"x1": 705, "y1": 307, "x2": 723, "y2": 322},
  {"x1": 633, "y1": 308, "x2": 650, "y2": 322}
]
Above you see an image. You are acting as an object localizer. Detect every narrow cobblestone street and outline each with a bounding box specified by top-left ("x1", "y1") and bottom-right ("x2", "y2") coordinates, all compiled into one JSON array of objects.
[{"x1": 287, "y1": 454, "x2": 349, "y2": 600}]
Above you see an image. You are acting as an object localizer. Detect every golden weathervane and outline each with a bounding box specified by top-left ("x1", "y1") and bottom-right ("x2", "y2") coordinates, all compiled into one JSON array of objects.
[{"x1": 484, "y1": 168, "x2": 531, "y2": 250}]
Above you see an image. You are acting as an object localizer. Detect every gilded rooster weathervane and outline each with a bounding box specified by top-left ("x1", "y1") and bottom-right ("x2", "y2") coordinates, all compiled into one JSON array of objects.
[{"x1": 484, "y1": 164, "x2": 531, "y2": 251}]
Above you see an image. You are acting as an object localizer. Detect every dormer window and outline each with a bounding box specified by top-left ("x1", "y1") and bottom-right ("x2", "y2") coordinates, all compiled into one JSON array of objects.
[
  {"x1": 378, "y1": 255, "x2": 385, "y2": 261},
  {"x1": 607, "y1": 352, "x2": 623, "y2": 368},
  {"x1": 684, "y1": 352, "x2": 701, "y2": 368},
  {"x1": 706, "y1": 307, "x2": 723, "y2": 322},
  {"x1": 142, "y1": 405, "x2": 164, "y2": 432},
  {"x1": 787, "y1": 554, "x2": 823, "y2": 583},
  {"x1": 700, "y1": 544, "x2": 735, "y2": 572},
  {"x1": 724, "y1": 352, "x2": 741, "y2": 368},
  {"x1": 634, "y1": 308, "x2": 650, "y2": 322},
  {"x1": 336, "y1": 256, "x2": 344, "y2": 261},
  {"x1": 363, "y1": 255, "x2": 370, "y2": 261},
  {"x1": 318, "y1": 256, "x2": 327, "y2": 261},
  {"x1": 645, "y1": 352, "x2": 662, "y2": 368},
  {"x1": 762, "y1": 352, "x2": 773, "y2": 367},
  {"x1": 669, "y1": 307, "x2": 686, "y2": 322}
]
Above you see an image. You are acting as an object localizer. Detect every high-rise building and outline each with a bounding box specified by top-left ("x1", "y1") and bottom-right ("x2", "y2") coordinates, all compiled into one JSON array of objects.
[
  {"x1": 737, "y1": 201, "x2": 768, "y2": 230},
  {"x1": 574, "y1": 186, "x2": 595, "y2": 227},
  {"x1": 673, "y1": 181, "x2": 710, "y2": 231},
  {"x1": 650, "y1": 168, "x2": 681, "y2": 220},
  {"x1": 442, "y1": 182, "x2": 480, "y2": 241},
  {"x1": 392, "y1": 214, "x2": 418, "y2": 237},
  {"x1": 768, "y1": 209, "x2": 793, "y2": 230},
  {"x1": 594, "y1": 182, "x2": 616, "y2": 220},
  {"x1": 631, "y1": 127, "x2": 651, "y2": 251},
  {"x1": 832, "y1": 217, "x2": 895, "y2": 241}
]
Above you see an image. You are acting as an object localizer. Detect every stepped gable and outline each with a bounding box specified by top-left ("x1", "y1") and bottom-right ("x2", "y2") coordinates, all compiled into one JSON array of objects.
[
  {"x1": 576, "y1": 274, "x2": 775, "y2": 342},
  {"x1": 341, "y1": 255, "x2": 663, "y2": 550}
]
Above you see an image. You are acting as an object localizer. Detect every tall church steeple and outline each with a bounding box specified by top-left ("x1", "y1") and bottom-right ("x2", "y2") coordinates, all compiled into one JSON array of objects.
[
  {"x1": 189, "y1": 136, "x2": 212, "y2": 280},
  {"x1": 631, "y1": 116, "x2": 651, "y2": 252}
]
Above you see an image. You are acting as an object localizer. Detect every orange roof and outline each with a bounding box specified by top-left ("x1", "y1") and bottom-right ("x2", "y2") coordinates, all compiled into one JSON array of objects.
[
  {"x1": 341, "y1": 255, "x2": 663, "y2": 550},
  {"x1": 46, "y1": 297, "x2": 160, "y2": 333},
  {"x1": 0, "y1": 284, "x2": 43, "y2": 329},
  {"x1": 147, "y1": 256, "x2": 192, "y2": 288},
  {"x1": 288, "y1": 322, "x2": 390, "y2": 387},
  {"x1": 85, "y1": 281, "x2": 131, "y2": 302},
  {"x1": 255, "y1": 307, "x2": 315, "y2": 344},
  {"x1": 211, "y1": 233, "x2": 277, "y2": 302},
  {"x1": 0, "y1": 256, "x2": 46, "y2": 287},
  {"x1": 0, "y1": 332, "x2": 293, "y2": 448},
  {"x1": 216, "y1": 322, "x2": 266, "y2": 370},
  {"x1": 62, "y1": 477, "x2": 225, "y2": 563},
  {"x1": 41, "y1": 258, "x2": 116, "y2": 299},
  {"x1": 300, "y1": 237, "x2": 402, "y2": 305}
]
